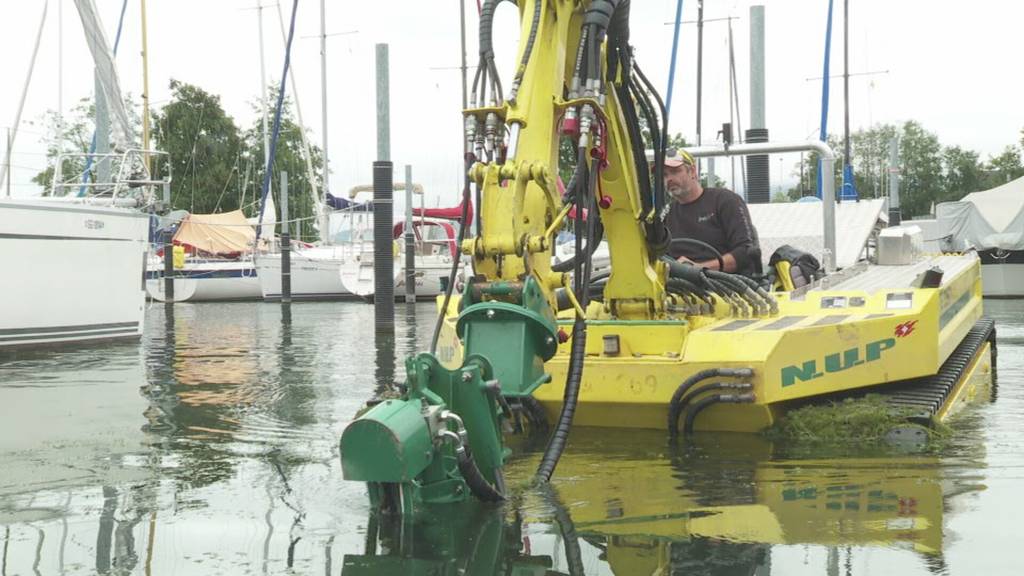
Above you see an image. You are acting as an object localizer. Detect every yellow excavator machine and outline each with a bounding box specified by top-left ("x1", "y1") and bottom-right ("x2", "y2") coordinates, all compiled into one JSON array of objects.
[{"x1": 339, "y1": 0, "x2": 994, "y2": 511}]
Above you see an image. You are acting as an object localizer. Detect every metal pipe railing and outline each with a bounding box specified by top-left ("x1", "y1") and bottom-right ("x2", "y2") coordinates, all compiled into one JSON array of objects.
[{"x1": 679, "y1": 141, "x2": 837, "y2": 272}]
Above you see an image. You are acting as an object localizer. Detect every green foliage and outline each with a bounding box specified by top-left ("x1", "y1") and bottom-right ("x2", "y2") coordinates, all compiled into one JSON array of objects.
[
  {"x1": 31, "y1": 96, "x2": 142, "y2": 194},
  {"x1": 241, "y1": 85, "x2": 324, "y2": 242},
  {"x1": 765, "y1": 394, "x2": 946, "y2": 448},
  {"x1": 941, "y1": 145, "x2": 985, "y2": 203},
  {"x1": 152, "y1": 80, "x2": 244, "y2": 215},
  {"x1": 701, "y1": 172, "x2": 726, "y2": 189},
  {"x1": 984, "y1": 145, "x2": 1024, "y2": 186},
  {"x1": 897, "y1": 120, "x2": 944, "y2": 217},
  {"x1": 793, "y1": 120, "x2": 1016, "y2": 218}
]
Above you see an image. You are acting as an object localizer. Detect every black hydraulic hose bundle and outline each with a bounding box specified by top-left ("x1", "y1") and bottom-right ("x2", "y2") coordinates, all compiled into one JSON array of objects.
[
  {"x1": 632, "y1": 62, "x2": 667, "y2": 210},
  {"x1": 667, "y1": 367, "x2": 753, "y2": 436},
  {"x1": 475, "y1": 0, "x2": 509, "y2": 106},
  {"x1": 673, "y1": 381, "x2": 752, "y2": 429},
  {"x1": 539, "y1": 484, "x2": 587, "y2": 576},
  {"x1": 668, "y1": 237, "x2": 725, "y2": 271},
  {"x1": 456, "y1": 443, "x2": 505, "y2": 502},
  {"x1": 683, "y1": 393, "x2": 756, "y2": 434},
  {"x1": 536, "y1": 146, "x2": 599, "y2": 484},
  {"x1": 509, "y1": 0, "x2": 542, "y2": 102}
]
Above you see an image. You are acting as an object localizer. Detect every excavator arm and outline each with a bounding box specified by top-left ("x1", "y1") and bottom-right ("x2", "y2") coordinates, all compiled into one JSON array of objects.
[{"x1": 340, "y1": 0, "x2": 678, "y2": 510}]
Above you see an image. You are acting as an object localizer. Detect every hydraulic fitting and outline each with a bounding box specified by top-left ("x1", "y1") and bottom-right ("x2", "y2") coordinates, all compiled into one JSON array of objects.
[{"x1": 484, "y1": 112, "x2": 500, "y2": 155}]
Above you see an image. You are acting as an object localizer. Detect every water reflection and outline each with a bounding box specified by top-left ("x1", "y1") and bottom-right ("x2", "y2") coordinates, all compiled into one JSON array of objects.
[
  {"x1": 341, "y1": 422, "x2": 987, "y2": 575},
  {"x1": 0, "y1": 301, "x2": 1016, "y2": 574}
]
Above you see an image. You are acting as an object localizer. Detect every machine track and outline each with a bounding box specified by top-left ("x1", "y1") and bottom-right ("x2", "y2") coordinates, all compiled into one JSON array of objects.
[{"x1": 875, "y1": 317, "x2": 996, "y2": 424}]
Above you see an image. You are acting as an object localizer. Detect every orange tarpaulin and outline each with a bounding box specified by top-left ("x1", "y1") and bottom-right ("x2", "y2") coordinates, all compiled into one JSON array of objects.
[{"x1": 172, "y1": 210, "x2": 256, "y2": 256}]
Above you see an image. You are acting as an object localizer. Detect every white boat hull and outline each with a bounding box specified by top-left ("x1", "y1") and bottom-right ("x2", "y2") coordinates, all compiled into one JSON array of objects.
[
  {"x1": 256, "y1": 246, "x2": 353, "y2": 300},
  {"x1": 339, "y1": 254, "x2": 457, "y2": 299},
  {"x1": 981, "y1": 262, "x2": 1024, "y2": 297},
  {"x1": 0, "y1": 199, "x2": 149, "y2": 347},
  {"x1": 146, "y1": 258, "x2": 262, "y2": 302}
]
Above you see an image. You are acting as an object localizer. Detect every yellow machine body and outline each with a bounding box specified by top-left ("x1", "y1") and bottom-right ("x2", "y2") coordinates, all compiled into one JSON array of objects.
[
  {"x1": 440, "y1": 255, "x2": 989, "y2": 432},
  {"x1": 437, "y1": 0, "x2": 992, "y2": 433}
]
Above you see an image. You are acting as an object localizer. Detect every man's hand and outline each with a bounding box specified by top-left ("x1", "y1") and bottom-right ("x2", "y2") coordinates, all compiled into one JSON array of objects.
[{"x1": 676, "y1": 255, "x2": 696, "y2": 265}]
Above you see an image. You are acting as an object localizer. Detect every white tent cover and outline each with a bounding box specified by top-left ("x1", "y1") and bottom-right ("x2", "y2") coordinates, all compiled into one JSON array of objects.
[{"x1": 936, "y1": 176, "x2": 1024, "y2": 251}]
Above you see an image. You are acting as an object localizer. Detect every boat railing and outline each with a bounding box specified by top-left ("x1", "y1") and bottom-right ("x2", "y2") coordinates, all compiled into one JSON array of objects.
[
  {"x1": 677, "y1": 141, "x2": 838, "y2": 272},
  {"x1": 49, "y1": 148, "x2": 171, "y2": 209}
]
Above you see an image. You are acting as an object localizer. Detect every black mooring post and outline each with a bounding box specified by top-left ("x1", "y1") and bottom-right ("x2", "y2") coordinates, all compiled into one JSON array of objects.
[
  {"x1": 280, "y1": 171, "x2": 292, "y2": 304},
  {"x1": 161, "y1": 181, "x2": 174, "y2": 302},
  {"x1": 373, "y1": 161, "x2": 394, "y2": 332},
  {"x1": 163, "y1": 228, "x2": 174, "y2": 303},
  {"x1": 404, "y1": 165, "x2": 416, "y2": 304}
]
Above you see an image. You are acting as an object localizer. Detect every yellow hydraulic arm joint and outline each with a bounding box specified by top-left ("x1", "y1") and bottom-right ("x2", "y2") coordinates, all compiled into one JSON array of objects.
[{"x1": 462, "y1": 0, "x2": 667, "y2": 319}]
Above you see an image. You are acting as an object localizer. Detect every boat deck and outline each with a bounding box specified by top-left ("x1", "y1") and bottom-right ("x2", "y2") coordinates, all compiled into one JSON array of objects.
[{"x1": 817, "y1": 254, "x2": 978, "y2": 294}]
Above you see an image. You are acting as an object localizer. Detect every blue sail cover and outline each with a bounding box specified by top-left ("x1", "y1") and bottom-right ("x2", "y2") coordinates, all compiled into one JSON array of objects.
[
  {"x1": 841, "y1": 164, "x2": 859, "y2": 201},
  {"x1": 326, "y1": 193, "x2": 373, "y2": 212}
]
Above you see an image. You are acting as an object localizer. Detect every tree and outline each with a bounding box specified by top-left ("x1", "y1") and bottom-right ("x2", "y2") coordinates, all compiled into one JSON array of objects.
[
  {"x1": 897, "y1": 120, "x2": 944, "y2": 217},
  {"x1": 849, "y1": 123, "x2": 899, "y2": 199},
  {"x1": 31, "y1": 98, "x2": 94, "y2": 194},
  {"x1": 985, "y1": 146, "x2": 1024, "y2": 187},
  {"x1": 152, "y1": 80, "x2": 243, "y2": 214},
  {"x1": 242, "y1": 85, "x2": 324, "y2": 242},
  {"x1": 32, "y1": 95, "x2": 143, "y2": 194},
  {"x1": 940, "y1": 145, "x2": 984, "y2": 202},
  {"x1": 794, "y1": 134, "x2": 843, "y2": 200}
]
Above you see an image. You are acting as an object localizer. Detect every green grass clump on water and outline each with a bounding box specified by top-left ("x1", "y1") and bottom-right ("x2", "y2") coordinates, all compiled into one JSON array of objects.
[{"x1": 765, "y1": 394, "x2": 950, "y2": 448}]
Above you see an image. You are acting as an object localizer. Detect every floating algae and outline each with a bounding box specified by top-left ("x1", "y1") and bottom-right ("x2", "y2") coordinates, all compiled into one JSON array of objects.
[{"x1": 766, "y1": 394, "x2": 950, "y2": 448}]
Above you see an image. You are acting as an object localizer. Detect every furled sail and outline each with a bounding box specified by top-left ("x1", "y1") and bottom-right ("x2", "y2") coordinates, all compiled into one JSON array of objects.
[{"x1": 73, "y1": 0, "x2": 134, "y2": 150}]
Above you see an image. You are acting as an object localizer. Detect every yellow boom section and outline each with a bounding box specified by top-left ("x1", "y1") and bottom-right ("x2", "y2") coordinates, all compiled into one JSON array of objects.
[{"x1": 461, "y1": 0, "x2": 666, "y2": 319}]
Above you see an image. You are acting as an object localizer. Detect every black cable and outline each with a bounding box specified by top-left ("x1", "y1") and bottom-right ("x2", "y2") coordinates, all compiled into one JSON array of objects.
[
  {"x1": 633, "y1": 62, "x2": 667, "y2": 210},
  {"x1": 429, "y1": 155, "x2": 474, "y2": 355},
  {"x1": 670, "y1": 381, "x2": 751, "y2": 433},
  {"x1": 669, "y1": 237, "x2": 725, "y2": 271},
  {"x1": 683, "y1": 393, "x2": 755, "y2": 434},
  {"x1": 511, "y1": 0, "x2": 542, "y2": 95},
  {"x1": 683, "y1": 394, "x2": 724, "y2": 435},
  {"x1": 457, "y1": 445, "x2": 504, "y2": 502},
  {"x1": 536, "y1": 154, "x2": 600, "y2": 484},
  {"x1": 666, "y1": 368, "x2": 721, "y2": 435}
]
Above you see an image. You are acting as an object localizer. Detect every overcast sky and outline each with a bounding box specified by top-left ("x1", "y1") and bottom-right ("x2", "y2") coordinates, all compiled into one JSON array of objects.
[{"x1": 2, "y1": 0, "x2": 1021, "y2": 204}]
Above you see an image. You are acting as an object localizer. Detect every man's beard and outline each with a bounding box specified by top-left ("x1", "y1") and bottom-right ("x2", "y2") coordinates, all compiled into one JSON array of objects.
[{"x1": 667, "y1": 184, "x2": 686, "y2": 200}]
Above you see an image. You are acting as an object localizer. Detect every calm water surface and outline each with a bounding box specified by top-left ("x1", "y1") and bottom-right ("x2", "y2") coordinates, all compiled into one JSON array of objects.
[{"x1": 1, "y1": 300, "x2": 1022, "y2": 575}]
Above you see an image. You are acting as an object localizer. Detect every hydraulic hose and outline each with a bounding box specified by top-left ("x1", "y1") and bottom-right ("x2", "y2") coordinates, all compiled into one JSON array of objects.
[
  {"x1": 429, "y1": 155, "x2": 474, "y2": 355},
  {"x1": 670, "y1": 381, "x2": 751, "y2": 433},
  {"x1": 536, "y1": 318, "x2": 586, "y2": 483},
  {"x1": 456, "y1": 444, "x2": 505, "y2": 502},
  {"x1": 632, "y1": 62, "x2": 667, "y2": 210},
  {"x1": 667, "y1": 367, "x2": 753, "y2": 436},
  {"x1": 669, "y1": 237, "x2": 725, "y2": 271},
  {"x1": 683, "y1": 393, "x2": 755, "y2": 434},
  {"x1": 539, "y1": 484, "x2": 587, "y2": 576},
  {"x1": 551, "y1": 218, "x2": 603, "y2": 273},
  {"x1": 537, "y1": 158, "x2": 600, "y2": 484},
  {"x1": 706, "y1": 270, "x2": 766, "y2": 315},
  {"x1": 509, "y1": 0, "x2": 542, "y2": 102},
  {"x1": 708, "y1": 277, "x2": 748, "y2": 317}
]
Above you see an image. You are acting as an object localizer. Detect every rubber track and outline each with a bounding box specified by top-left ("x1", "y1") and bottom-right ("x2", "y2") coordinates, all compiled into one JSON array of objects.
[{"x1": 873, "y1": 317, "x2": 996, "y2": 424}]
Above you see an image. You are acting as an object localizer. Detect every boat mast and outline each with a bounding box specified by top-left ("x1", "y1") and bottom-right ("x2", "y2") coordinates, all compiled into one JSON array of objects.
[
  {"x1": 258, "y1": 1, "x2": 271, "y2": 204},
  {"x1": 141, "y1": 0, "x2": 152, "y2": 172},
  {"x1": 57, "y1": 0, "x2": 63, "y2": 188},
  {"x1": 0, "y1": 1, "x2": 49, "y2": 190},
  {"x1": 842, "y1": 0, "x2": 850, "y2": 195},
  {"x1": 273, "y1": 1, "x2": 321, "y2": 241},
  {"x1": 319, "y1": 0, "x2": 329, "y2": 242}
]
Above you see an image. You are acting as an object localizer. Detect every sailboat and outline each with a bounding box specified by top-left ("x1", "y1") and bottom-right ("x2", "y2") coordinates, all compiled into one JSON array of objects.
[
  {"x1": 145, "y1": 209, "x2": 263, "y2": 302},
  {"x1": 0, "y1": 0, "x2": 161, "y2": 347},
  {"x1": 337, "y1": 188, "x2": 466, "y2": 300}
]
